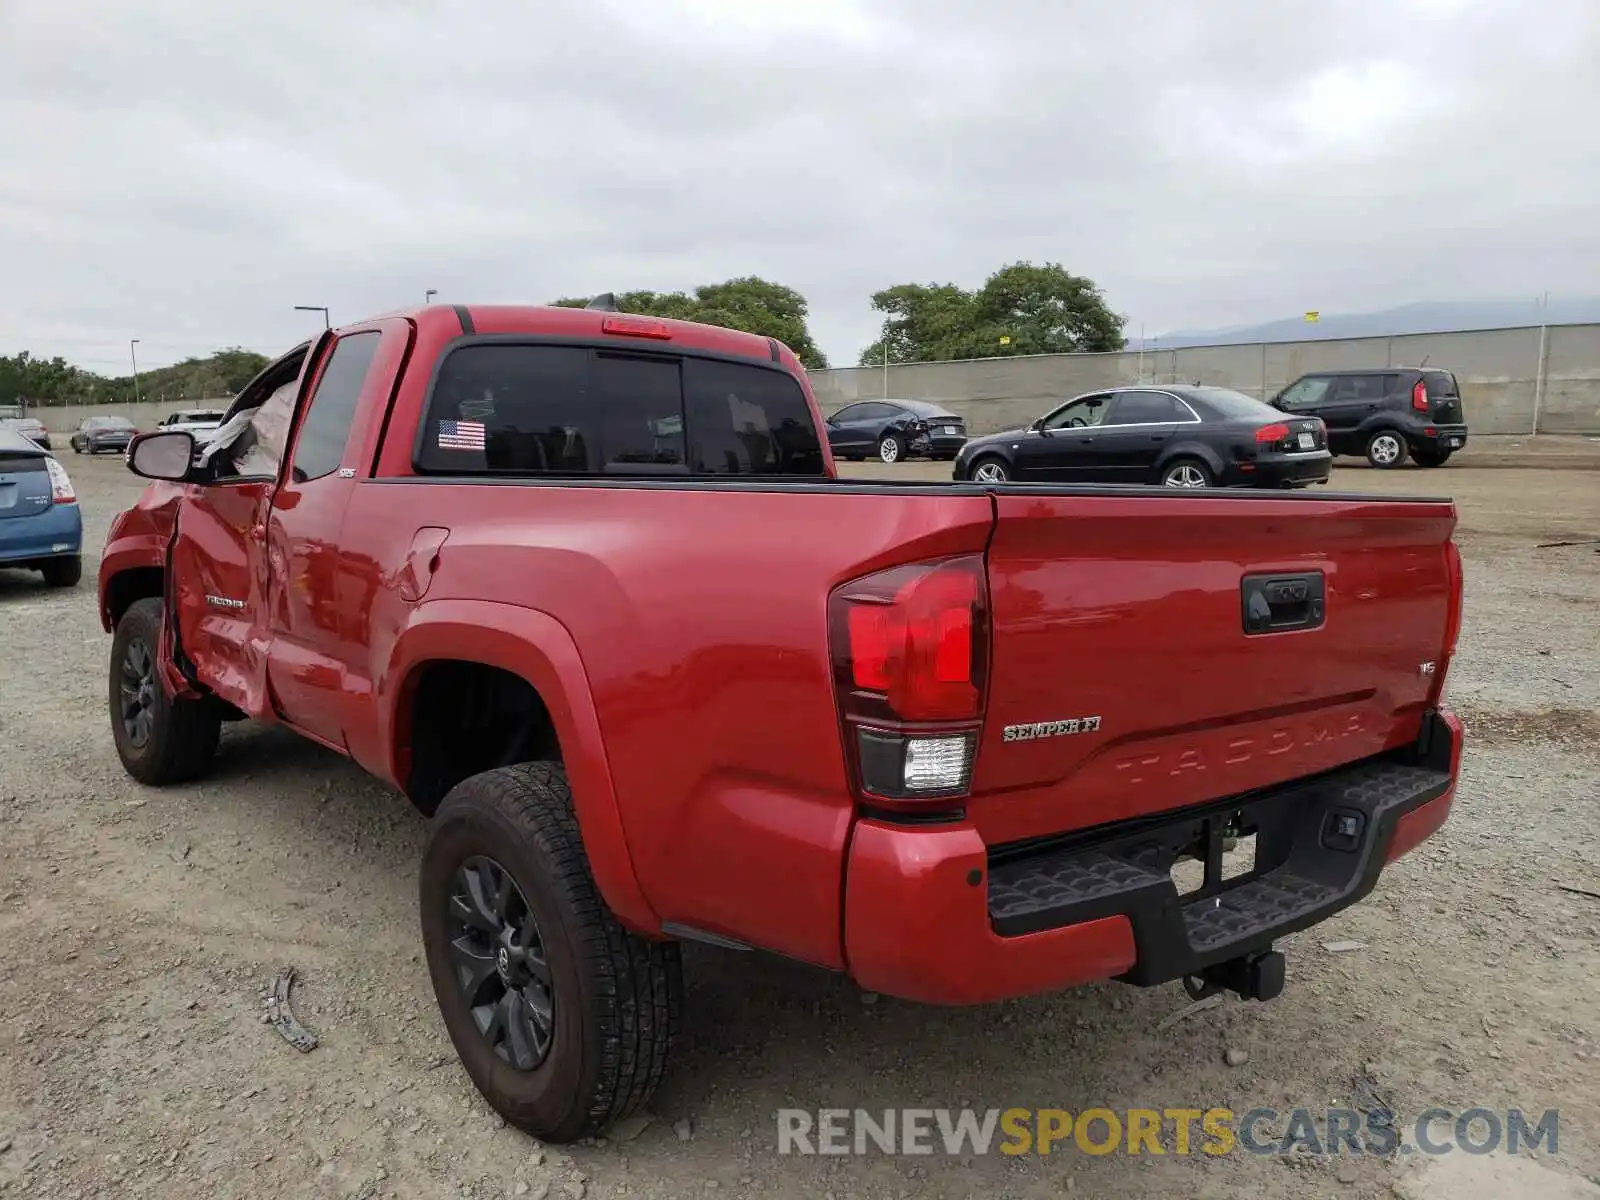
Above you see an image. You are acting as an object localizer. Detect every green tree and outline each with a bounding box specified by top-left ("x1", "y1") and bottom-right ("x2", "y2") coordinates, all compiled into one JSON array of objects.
[
  {"x1": 552, "y1": 276, "x2": 829, "y2": 368},
  {"x1": 858, "y1": 262, "x2": 1125, "y2": 366},
  {"x1": 0, "y1": 346, "x2": 271, "y2": 407}
]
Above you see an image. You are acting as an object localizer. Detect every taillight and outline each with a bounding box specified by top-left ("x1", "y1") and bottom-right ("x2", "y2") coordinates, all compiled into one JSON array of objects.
[
  {"x1": 829, "y1": 556, "x2": 988, "y2": 805},
  {"x1": 1255, "y1": 423, "x2": 1289, "y2": 444},
  {"x1": 1430, "y1": 540, "x2": 1463, "y2": 706},
  {"x1": 45, "y1": 457, "x2": 76, "y2": 504},
  {"x1": 1412, "y1": 380, "x2": 1429, "y2": 412},
  {"x1": 601, "y1": 315, "x2": 672, "y2": 340}
]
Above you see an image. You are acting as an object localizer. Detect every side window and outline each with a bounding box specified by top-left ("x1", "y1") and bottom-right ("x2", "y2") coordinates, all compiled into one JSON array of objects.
[
  {"x1": 418, "y1": 345, "x2": 591, "y2": 473},
  {"x1": 1106, "y1": 391, "x2": 1181, "y2": 425},
  {"x1": 290, "y1": 332, "x2": 382, "y2": 481},
  {"x1": 1042, "y1": 395, "x2": 1109, "y2": 430},
  {"x1": 1331, "y1": 375, "x2": 1386, "y2": 402},
  {"x1": 832, "y1": 403, "x2": 864, "y2": 422},
  {"x1": 683, "y1": 357, "x2": 825, "y2": 475},
  {"x1": 1278, "y1": 377, "x2": 1331, "y2": 408}
]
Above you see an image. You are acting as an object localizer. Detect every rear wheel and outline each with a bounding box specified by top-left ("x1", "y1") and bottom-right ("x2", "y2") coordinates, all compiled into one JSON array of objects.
[
  {"x1": 1162, "y1": 459, "x2": 1212, "y2": 488},
  {"x1": 420, "y1": 763, "x2": 683, "y2": 1142},
  {"x1": 969, "y1": 456, "x2": 1009, "y2": 483},
  {"x1": 1413, "y1": 447, "x2": 1452, "y2": 468},
  {"x1": 877, "y1": 434, "x2": 904, "y2": 464},
  {"x1": 109, "y1": 598, "x2": 221, "y2": 784},
  {"x1": 40, "y1": 556, "x2": 81, "y2": 588},
  {"x1": 1365, "y1": 430, "x2": 1408, "y2": 469}
]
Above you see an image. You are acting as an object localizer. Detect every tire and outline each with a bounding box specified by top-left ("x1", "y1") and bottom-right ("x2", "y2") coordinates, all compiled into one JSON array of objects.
[
  {"x1": 40, "y1": 555, "x2": 82, "y2": 588},
  {"x1": 877, "y1": 434, "x2": 904, "y2": 464},
  {"x1": 1161, "y1": 459, "x2": 1212, "y2": 488},
  {"x1": 1413, "y1": 448, "x2": 1452, "y2": 468},
  {"x1": 72, "y1": 440, "x2": 82, "y2": 454},
  {"x1": 420, "y1": 763, "x2": 684, "y2": 1143},
  {"x1": 1365, "y1": 430, "x2": 1408, "y2": 469},
  {"x1": 968, "y1": 455, "x2": 1009, "y2": 483},
  {"x1": 109, "y1": 598, "x2": 221, "y2": 785}
]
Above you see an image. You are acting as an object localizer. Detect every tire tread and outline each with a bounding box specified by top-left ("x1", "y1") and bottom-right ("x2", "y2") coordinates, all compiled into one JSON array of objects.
[
  {"x1": 111, "y1": 598, "x2": 221, "y2": 785},
  {"x1": 432, "y1": 763, "x2": 683, "y2": 1136}
]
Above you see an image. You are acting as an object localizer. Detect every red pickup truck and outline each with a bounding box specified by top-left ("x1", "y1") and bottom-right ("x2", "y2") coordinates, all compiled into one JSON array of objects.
[{"x1": 100, "y1": 302, "x2": 1464, "y2": 1142}]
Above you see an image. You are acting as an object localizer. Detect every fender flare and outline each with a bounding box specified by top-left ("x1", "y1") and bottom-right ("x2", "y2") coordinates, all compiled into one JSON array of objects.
[
  {"x1": 98, "y1": 535, "x2": 168, "y2": 631},
  {"x1": 379, "y1": 598, "x2": 661, "y2": 934}
]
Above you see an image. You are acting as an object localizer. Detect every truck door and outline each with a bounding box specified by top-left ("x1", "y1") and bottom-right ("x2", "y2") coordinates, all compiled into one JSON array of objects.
[
  {"x1": 166, "y1": 339, "x2": 328, "y2": 718},
  {"x1": 263, "y1": 324, "x2": 404, "y2": 744}
]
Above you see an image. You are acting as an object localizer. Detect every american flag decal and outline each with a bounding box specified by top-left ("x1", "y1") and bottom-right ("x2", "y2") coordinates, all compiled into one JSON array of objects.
[{"x1": 437, "y1": 419, "x2": 486, "y2": 451}]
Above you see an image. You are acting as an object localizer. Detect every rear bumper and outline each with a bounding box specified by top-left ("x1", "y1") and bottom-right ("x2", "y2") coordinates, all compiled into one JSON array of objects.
[
  {"x1": 0, "y1": 504, "x2": 84, "y2": 565},
  {"x1": 1414, "y1": 424, "x2": 1468, "y2": 452},
  {"x1": 843, "y1": 708, "x2": 1460, "y2": 1005},
  {"x1": 910, "y1": 432, "x2": 969, "y2": 457},
  {"x1": 1222, "y1": 451, "x2": 1332, "y2": 488}
]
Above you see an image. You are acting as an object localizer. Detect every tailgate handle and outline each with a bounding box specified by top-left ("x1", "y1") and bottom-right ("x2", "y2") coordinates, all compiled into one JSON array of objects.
[{"x1": 1242, "y1": 572, "x2": 1325, "y2": 634}]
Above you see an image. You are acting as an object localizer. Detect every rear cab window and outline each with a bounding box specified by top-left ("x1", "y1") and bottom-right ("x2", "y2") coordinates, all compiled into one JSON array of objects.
[{"x1": 414, "y1": 344, "x2": 825, "y2": 477}]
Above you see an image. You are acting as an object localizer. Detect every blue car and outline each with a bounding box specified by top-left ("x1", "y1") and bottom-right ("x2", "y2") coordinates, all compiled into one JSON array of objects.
[{"x1": 0, "y1": 424, "x2": 83, "y2": 587}]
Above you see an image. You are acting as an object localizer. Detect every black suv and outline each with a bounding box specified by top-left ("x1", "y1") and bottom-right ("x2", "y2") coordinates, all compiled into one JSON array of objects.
[{"x1": 1269, "y1": 368, "x2": 1467, "y2": 468}]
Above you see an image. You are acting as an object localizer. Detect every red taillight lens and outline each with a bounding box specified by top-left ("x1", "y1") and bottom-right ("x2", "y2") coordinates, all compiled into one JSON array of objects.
[
  {"x1": 830, "y1": 556, "x2": 989, "y2": 805},
  {"x1": 837, "y1": 556, "x2": 984, "y2": 722},
  {"x1": 601, "y1": 315, "x2": 672, "y2": 340},
  {"x1": 1255, "y1": 423, "x2": 1289, "y2": 444},
  {"x1": 1430, "y1": 540, "x2": 1464, "y2": 706},
  {"x1": 45, "y1": 457, "x2": 76, "y2": 504},
  {"x1": 1412, "y1": 380, "x2": 1429, "y2": 412}
]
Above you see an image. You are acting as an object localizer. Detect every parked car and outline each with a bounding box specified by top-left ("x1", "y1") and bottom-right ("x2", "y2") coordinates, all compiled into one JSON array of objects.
[
  {"x1": 824, "y1": 399, "x2": 967, "y2": 462},
  {"x1": 954, "y1": 385, "x2": 1332, "y2": 488},
  {"x1": 1, "y1": 416, "x2": 52, "y2": 451},
  {"x1": 158, "y1": 408, "x2": 227, "y2": 439},
  {"x1": 70, "y1": 415, "x2": 138, "y2": 455},
  {"x1": 101, "y1": 302, "x2": 1461, "y2": 1142},
  {"x1": 0, "y1": 424, "x2": 82, "y2": 587},
  {"x1": 1269, "y1": 368, "x2": 1467, "y2": 468}
]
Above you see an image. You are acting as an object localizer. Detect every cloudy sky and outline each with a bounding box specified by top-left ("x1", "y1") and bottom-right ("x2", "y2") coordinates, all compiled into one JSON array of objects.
[{"x1": 2, "y1": 0, "x2": 1596, "y2": 372}]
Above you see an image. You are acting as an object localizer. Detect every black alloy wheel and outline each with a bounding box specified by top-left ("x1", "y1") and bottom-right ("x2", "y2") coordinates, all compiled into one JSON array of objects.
[
  {"x1": 119, "y1": 635, "x2": 158, "y2": 750},
  {"x1": 446, "y1": 855, "x2": 556, "y2": 1071}
]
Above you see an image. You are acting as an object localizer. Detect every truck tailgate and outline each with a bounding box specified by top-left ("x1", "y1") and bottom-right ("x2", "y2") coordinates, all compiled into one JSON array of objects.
[{"x1": 971, "y1": 492, "x2": 1456, "y2": 847}]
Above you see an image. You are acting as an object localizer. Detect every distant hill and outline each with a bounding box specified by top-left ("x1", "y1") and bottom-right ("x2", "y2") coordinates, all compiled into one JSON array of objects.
[{"x1": 1152, "y1": 298, "x2": 1600, "y2": 349}]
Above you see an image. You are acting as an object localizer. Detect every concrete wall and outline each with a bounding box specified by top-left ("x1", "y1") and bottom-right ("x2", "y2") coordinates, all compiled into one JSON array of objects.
[
  {"x1": 810, "y1": 323, "x2": 1600, "y2": 436},
  {"x1": 29, "y1": 398, "x2": 229, "y2": 435}
]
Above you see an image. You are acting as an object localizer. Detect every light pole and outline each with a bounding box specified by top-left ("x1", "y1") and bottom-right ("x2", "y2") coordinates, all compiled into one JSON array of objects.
[
  {"x1": 424, "y1": 289, "x2": 438, "y2": 304},
  {"x1": 130, "y1": 339, "x2": 142, "y2": 405},
  {"x1": 294, "y1": 305, "x2": 331, "y2": 330}
]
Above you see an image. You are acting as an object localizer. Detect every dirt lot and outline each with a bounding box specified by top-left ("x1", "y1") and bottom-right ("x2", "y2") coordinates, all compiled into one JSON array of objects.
[{"x1": 2, "y1": 455, "x2": 1597, "y2": 1199}]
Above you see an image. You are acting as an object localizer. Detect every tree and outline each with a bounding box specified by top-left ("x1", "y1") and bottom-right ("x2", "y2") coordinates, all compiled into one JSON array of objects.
[
  {"x1": 0, "y1": 346, "x2": 271, "y2": 407},
  {"x1": 858, "y1": 262, "x2": 1125, "y2": 366},
  {"x1": 552, "y1": 276, "x2": 829, "y2": 368}
]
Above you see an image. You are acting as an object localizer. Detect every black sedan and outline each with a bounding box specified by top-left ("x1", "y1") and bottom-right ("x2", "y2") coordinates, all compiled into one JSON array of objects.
[
  {"x1": 825, "y1": 399, "x2": 968, "y2": 463},
  {"x1": 70, "y1": 415, "x2": 138, "y2": 455},
  {"x1": 953, "y1": 386, "x2": 1332, "y2": 488}
]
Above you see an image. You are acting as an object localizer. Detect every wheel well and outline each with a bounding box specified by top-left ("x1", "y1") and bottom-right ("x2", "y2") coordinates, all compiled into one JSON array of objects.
[
  {"x1": 1158, "y1": 449, "x2": 1217, "y2": 477},
  {"x1": 105, "y1": 567, "x2": 165, "y2": 628},
  {"x1": 404, "y1": 660, "x2": 560, "y2": 814}
]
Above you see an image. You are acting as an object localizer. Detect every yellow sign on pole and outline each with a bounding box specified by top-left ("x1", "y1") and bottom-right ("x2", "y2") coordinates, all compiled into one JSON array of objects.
[
  {"x1": 1304, "y1": 311, "x2": 1320, "y2": 323},
  {"x1": 999, "y1": 335, "x2": 1012, "y2": 345}
]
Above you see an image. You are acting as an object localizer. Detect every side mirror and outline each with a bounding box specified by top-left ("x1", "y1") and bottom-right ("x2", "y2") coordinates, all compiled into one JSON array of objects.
[
  {"x1": 127, "y1": 430, "x2": 197, "y2": 481},
  {"x1": 824, "y1": 414, "x2": 839, "y2": 426}
]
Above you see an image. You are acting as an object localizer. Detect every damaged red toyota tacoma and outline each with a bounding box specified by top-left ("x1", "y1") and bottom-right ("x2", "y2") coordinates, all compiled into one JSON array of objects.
[{"x1": 98, "y1": 302, "x2": 1464, "y2": 1141}]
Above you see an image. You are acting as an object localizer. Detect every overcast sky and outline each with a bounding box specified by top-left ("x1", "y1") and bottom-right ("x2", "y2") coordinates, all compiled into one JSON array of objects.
[{"x1": 2, "y1": 0, "x2": 1596, "y2": 372}]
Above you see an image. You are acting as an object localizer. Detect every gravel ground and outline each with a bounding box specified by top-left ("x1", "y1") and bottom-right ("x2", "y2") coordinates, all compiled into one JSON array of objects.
[{"x1": 1, "y1": 455, "x2": 1596, "y2": 1199}]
